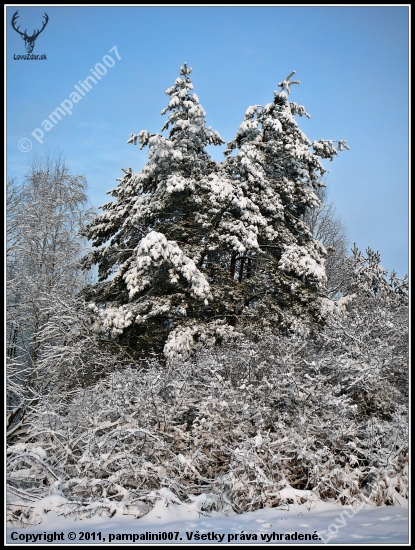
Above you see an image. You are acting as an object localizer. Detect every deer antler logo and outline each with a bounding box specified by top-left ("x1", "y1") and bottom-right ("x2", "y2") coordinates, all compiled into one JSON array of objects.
[{"x1": 11, "y1": 11, "x2": 49, "y2": 54}]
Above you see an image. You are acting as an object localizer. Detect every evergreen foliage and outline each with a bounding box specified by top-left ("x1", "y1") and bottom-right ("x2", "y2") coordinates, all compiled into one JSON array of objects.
[{"x1": 82, "y1": 67, "x2": 349, "y2": 359}]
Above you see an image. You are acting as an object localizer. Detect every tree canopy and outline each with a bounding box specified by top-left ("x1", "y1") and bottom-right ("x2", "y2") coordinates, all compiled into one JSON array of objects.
[{"x1": 82, "y1": 66, "x2": 350, "y2": 360}]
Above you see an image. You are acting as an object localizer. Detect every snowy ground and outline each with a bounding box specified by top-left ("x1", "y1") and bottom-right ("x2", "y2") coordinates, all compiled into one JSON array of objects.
[{"x1": 6, "y1": 498, "x2": 409, "y2": 545}]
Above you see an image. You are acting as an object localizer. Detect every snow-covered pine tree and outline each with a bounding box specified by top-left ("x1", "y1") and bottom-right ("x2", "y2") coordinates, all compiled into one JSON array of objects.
[
  {"x1": 82, "y1": 63, "x2": 230, "y2": 359},
  {"x1": 220, "y1": 71, "x2": 349, "y2": 331},
  {"x1": 83, "y1": 67, "x2": 350, "y2": 359}
]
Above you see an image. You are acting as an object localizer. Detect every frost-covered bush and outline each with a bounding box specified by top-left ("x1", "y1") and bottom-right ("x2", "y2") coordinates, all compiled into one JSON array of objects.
[
  {"x1": 6, "y1": 157, "x2": 94, "y2": 440},
  {"x1": 7, "y1": 241, "x2": 408, "y2": 525},
  {"x1": 7, "y1": 313, "x2": 408, "y2": 525}
]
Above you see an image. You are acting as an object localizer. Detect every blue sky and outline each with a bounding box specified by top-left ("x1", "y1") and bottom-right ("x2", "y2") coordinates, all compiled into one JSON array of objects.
[{"x1": 6, "y1": 5, "x2": 409, "y2": 278}]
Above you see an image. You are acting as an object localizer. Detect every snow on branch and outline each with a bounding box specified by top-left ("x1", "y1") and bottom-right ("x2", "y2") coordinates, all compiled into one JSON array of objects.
[
  {"x1": 124, "y1": 231, "x2": 212, "y2": 302},
  {"x1": 277, "y1": 70, "x2": 300, "y2": 95},
  {"x1": 278, "y1": 243, "x2": 327, "y2": 285}
]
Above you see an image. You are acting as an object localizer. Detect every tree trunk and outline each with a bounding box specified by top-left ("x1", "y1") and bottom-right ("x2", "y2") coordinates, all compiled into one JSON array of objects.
[{"x1": 230, "y1": 253, "x2": 237, "y2": 280}]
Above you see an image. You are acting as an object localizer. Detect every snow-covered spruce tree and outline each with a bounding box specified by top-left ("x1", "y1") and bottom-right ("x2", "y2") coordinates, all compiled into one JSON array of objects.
[
  {"x1": 220, "y1": 71, "x2": 349, "y2": 332},
  {"x1": 82, "y1": 68, "x2": 348, "y2": 360},
  {"x1": 82, "y1": 63, "x2": 230, "y2": 359}
]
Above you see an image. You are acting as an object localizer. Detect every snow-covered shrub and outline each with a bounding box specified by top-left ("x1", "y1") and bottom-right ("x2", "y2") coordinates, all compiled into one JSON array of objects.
[{"x1": 7, "y1": 307, "x2": 408, "y2": 525}]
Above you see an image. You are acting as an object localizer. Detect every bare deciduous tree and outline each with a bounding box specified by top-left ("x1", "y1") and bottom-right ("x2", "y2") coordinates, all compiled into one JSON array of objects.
[
  {"x1": 303, "y1": 186, "x2": 350, "y2": 299},
  {"x1": 6, "y1": 153, "x2": 95, "y2": 441}
]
